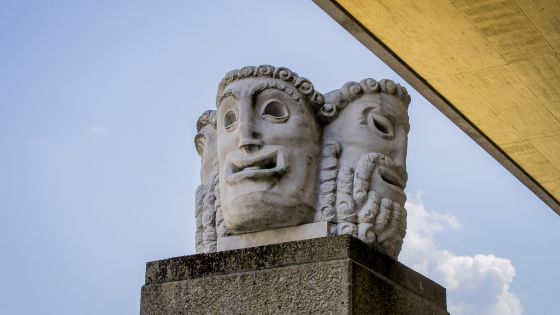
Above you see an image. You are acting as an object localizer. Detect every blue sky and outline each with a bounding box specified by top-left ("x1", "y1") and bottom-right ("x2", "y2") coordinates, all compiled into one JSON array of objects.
[{"x1": 0, "y1": 1, "x2": 558, "y2": 314}]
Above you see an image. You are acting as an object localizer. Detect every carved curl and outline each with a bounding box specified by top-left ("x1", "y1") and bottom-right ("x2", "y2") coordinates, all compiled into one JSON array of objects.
[
  {"x1": 201, "y1": 174, "x2": 219, "y2": 253},
  {"x1": 322, "y1": 78, "x2": 411, "y2": 128},
  {"x1": 214, "y1": 184, "x2": 228, "y2": 237},
  {"x1": 315, "y1": 140, "x2": 341, "y2": 222},
  {"x1": 196, "y1": 110, "x2": 217, "y2": 132},
  {"x1": 329, "y1": 151, "x2": 408, "y2": 258},
  {"x1": 194, "y1": 184, "x2": 205, "y2": 254},
  {"x1": 336, "y1": 166, "x2": 356, "y2": 223},
  {"x1": 216, "y1": 65, "x2": 333, "y2": 123},
  {"x1": 353, "y1": 153, "x2": 407, "y2": 207}
]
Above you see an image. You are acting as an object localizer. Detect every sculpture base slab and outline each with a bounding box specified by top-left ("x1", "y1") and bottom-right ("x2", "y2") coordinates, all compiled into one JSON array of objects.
[
  {"x1": 217, "y1": 221, "x2": 331, "y2": 251},
  {"x1": 141, "y1": 235, "x2": 448, "y2": 315}
]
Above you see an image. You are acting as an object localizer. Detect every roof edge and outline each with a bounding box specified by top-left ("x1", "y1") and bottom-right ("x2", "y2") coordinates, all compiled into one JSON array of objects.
[{"x1": 313, "y1": 0, "x2": 560, "y2": 215}]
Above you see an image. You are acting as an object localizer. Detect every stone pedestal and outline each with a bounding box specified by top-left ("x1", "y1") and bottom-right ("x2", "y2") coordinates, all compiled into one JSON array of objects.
[{"x1": 141, "y1": 235, "x2": 448, "y2": 315}]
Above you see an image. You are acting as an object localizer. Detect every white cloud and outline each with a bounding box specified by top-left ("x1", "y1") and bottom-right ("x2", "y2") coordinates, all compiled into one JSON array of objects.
[{"x1": 400, "y1": 198, "x2": 523, "y2": 315}]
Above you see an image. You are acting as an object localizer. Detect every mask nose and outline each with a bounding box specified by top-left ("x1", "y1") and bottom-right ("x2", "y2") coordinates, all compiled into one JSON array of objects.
[
  {"x1": 237, "y1": 122, "x2": 263, "y2": 153},
  {"x1": 236, "y1": 97, "x2": 263, "y2": 153},
  {"x1": 392, "y1": 125, "x2": 408, "y2": 173}
]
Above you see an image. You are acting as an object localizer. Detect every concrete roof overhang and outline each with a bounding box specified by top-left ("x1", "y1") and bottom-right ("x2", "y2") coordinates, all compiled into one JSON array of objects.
[{"x1": 314, "y1": 0, "x2": 560, "y2": 215}]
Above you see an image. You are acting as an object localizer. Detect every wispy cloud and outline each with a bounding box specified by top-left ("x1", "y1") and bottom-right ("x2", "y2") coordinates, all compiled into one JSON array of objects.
[{"x1": 400, "y1": 197, "x2": 523, "y2": 315}]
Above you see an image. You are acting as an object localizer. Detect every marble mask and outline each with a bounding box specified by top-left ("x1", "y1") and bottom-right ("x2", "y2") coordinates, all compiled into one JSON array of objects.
[
  {"x1": 193, "y1": 67, "x2": 411, "y2": 259},
  {"x1": 195, "y1": 110, "x2": 218, "y2": 184},
  {"x1": 215, "y1": 66, "x2": 323, "y2": 234},
  {"x1": 320, "y1": 79, "x2": 411, "y2": 257}
]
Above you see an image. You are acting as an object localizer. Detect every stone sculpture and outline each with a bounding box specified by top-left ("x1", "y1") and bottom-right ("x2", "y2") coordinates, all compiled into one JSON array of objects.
[
  {"x1": 319, "y1": 79, "x2": 410, "y2": 258},
  {"x1": 193, "y1": 65, "x2": 411, "y2": 258},
  {"x1": 216, "y1": 65, "x2": 325, "y2": 234},
  {"x1": 194, "y1": 110, "x2": 218, "y2": 253}
]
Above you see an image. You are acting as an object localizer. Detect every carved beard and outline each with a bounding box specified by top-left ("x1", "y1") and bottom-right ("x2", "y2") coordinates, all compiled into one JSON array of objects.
[
  {"x1": 195, "y1": 173, "x2": 220, "y2": 253},
  {"x1": 315, "y1": 142, "x2": 407, "y2": 258}
]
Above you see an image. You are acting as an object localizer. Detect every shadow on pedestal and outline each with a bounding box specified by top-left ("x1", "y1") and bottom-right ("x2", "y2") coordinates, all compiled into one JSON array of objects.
[{"x1": 141, "y1": 235, "x2": 448, "y2": 315}]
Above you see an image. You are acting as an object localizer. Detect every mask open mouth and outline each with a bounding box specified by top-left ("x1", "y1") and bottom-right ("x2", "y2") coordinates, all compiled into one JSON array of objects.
[
  {"x1": 377, "y1": 165, "x2": 406, "y2": 190},
  {"x1": 231, "y1": 155, "x2": 277, "y2": 173},
  {"x1": 225, "y1": 147, "x2": 287, "y2": 184}
]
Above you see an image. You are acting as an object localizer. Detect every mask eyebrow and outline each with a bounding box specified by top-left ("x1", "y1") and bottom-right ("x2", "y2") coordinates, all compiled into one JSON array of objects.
[
  {"x1": 249, "y1": 81, "x2": 302, "y2": 105},
  {"x1": 218, "y1": 88, "x2": 241, "y2": 105},
  {"x1": 248, "y1": 82, "x2": 270, "y2": 98},
  {"x1": 217, "y1": 80, "x2": 303, "y2": 108}
]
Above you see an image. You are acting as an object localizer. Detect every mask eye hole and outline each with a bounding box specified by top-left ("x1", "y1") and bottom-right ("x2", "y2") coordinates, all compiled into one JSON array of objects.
[
  {"x1": 223, "y1": 110, "x2": 237, "y2": 131},
  {"x1": 366, "y1": 110, "x2": 394, "y2": 139},
  {"x1": 261, "y1": 99, "x2": 289, "y2": 122},
  {"x1": 373, "y1": 116, "x2": 389, "y2": 134}
]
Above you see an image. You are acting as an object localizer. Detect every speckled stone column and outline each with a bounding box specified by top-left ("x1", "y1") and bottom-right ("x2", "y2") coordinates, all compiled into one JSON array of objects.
[{"x1": 140, "y1": 235, "x2": 448, "y2": 315}]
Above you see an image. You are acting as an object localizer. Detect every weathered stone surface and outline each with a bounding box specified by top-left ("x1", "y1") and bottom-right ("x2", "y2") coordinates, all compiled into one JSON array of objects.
[
  {"x1": 142, "y1": 260, "x2": 351, "y2": 315},
  {"x1": 217, "y1": 221, "x2": 331, "y2": 251},
  {"x1": 141, "y1": 235, "x2": 448, "y2": 314},
  {"x1": 352, "y1": 263, "x2": 446, "y2": 314}
]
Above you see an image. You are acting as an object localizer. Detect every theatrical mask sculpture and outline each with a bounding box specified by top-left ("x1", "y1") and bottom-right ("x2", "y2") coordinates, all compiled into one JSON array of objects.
[
  {"x1": 192, "y1": 66, "x2": 411, "y2": 259},
  {"x1": 194, "y1": 110, "x2": 219, "y2": 253},
  {"x1": 215, "y1": 65, "x2": 325, "y2": 234},
  {"x1": 317, "y1": 79, "x2": 410, "y2": 258}
]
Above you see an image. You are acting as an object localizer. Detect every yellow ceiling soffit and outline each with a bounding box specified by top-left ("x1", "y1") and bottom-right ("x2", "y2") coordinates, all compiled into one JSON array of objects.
[{"x1": 314, "y1": 0, "x2": 560, "y2": 215}]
